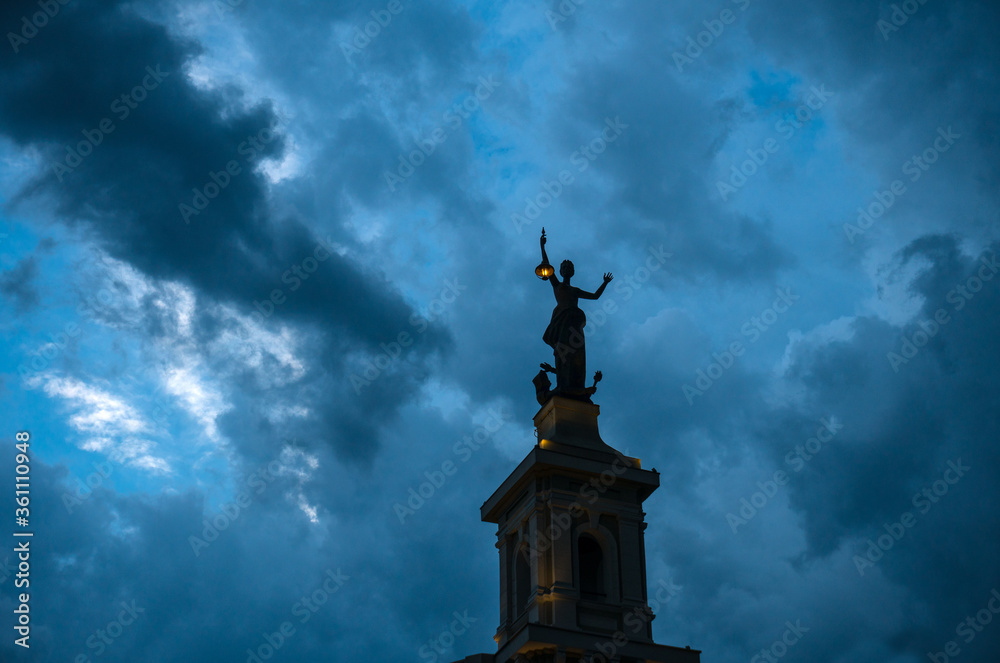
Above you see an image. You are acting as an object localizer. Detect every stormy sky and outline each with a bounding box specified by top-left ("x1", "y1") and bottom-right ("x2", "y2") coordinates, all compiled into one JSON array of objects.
[{"x1": 1, "y1": 0, "x2": 998, "y2": 662}]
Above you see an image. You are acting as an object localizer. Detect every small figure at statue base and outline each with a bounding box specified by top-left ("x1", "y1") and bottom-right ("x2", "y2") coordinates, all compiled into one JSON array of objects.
[{"x1": 534, "y1": 366, "x2": 602, "y2": 406}]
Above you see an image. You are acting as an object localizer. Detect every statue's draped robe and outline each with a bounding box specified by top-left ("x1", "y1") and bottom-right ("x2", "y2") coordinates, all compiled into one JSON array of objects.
[{"x1": 543, "y1": 284, "x2": 587, "y2": 391}]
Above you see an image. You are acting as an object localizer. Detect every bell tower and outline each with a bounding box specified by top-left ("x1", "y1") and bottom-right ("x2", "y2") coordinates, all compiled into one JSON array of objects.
[
  {"x1": 451, "y1": 230, "x2": 699, "y2": 663},
  {"x1": 471, "y1": 396, "x2": 700, "y2": 663}
]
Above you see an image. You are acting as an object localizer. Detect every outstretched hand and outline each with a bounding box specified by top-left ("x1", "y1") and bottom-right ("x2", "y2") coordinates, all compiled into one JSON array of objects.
[{"x1": 603, "y1": 272, "x2": 614, "y2": 283}]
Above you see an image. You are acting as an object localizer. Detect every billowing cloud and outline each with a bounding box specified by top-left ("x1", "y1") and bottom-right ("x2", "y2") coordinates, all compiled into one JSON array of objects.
[{"x1": 1, "y1": 0, "x2": 998, "y2": 661}]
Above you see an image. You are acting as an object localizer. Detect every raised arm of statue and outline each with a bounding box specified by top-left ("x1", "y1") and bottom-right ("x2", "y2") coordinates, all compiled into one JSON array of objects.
[{"x1": 576, "y1": 273, "x2": 613, "y2": 300}]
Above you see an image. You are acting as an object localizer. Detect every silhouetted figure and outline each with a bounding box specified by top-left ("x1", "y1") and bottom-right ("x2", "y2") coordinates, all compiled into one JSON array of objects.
[
  {"x1": 532, "y1": 369, "x2": 553, "y2": 405},
  {"x1": 537, "y1": 230, "x2": 612, "y2": 402},
  {"x1": 534, "y1": 365, "x2": 603, "y2": 405}
]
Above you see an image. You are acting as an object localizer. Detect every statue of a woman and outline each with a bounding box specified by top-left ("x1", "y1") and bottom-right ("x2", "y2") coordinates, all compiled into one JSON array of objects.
[{"x1": 539, "y1": 230, "x2": 612, "y2": 398}]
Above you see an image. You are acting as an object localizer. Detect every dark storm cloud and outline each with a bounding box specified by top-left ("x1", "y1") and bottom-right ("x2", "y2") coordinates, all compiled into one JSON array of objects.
[
  {"x1": 545, "y1": 56, "x2": 794, "y2": 282},
  {"x1": 743, "y1": 0, "x2": 1000, "y2": 224},
  {"x1": 610, "y1": 239, "x2": 1000, "y2": 662},
  {"x1": 674, "y1": 7, "x2": 1000, "y2": 656},
  {"x1": 0, "y1": 452, "x2": 337, "y2": 662},
  {"x1": 743, "y1": 236, "x2": 1000, "y2": 659},
  {"x1": 3, "y1": 0, "x2": 999, "y2": 662},
  {"x1": 0, "y1": 0, "x2": 450, "y2": 460},
  {"x1": 494, "y1": 3, "x2": 1000, "y2": 658},
  {"x1": 0, "y1": 253, "x2": 39, "y2": 311},
  {"x1": 0, "y1": 415, "x2": 507, "y2": 662},
  {"x1": 239, "y1": 0, "x2": 500, "y2": 235}
]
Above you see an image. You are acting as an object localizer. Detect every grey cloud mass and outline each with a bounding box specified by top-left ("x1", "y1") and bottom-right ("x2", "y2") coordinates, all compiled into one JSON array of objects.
[{"x1": 0, "y1": 0, "x2": 998, "y2": 662}]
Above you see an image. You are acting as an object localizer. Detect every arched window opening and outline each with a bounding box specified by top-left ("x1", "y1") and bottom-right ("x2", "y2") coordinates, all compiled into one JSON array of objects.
[{"x1": 578, "y1": 534, "x2": 605, "y2": 597}]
